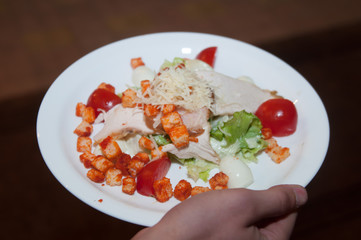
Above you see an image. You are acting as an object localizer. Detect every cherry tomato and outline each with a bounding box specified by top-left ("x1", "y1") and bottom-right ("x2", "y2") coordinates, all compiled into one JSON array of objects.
[
  {"x1": 196, "y1": 46, "x2": 217, "y2": 67},
  {"x1": 255, "y1": 99, "x2": 298, "y2": 137},
  {"x1": 136, "y1": 156, "x2": 171, "y2": 196},
  {"x1": 87, "y1": 88, "x2": 121, "y2": 117}
]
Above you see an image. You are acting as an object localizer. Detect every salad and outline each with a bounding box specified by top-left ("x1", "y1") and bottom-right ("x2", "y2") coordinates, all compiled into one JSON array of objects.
[{"x1": 73, "y1": 47, "x2": 298, "y2": 203}]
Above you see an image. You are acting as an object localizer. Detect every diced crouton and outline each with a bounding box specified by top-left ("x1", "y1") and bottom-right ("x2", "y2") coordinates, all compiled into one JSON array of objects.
[
  {"x1": 77, "y1": 137, "x2": 92, "y2": 153},
  {"x1": 74, "y1": 120, "x2": 93, "y2": 137},
  {"x1": 151, "y1": 147, "x2": 167, "y2": 160},
  {"x1": 79, "y1": 151, "x2": 96, "y2": 168},
  {"x1": 91, "y1": 155, "x2": 114, "y2": 173},
  {"x1": 130, "y1": 57, "x2": 145, "y2": 69},
  {"x1": 191, "y1": 186, "x2": 211, "y2": 196},
  {"x1": 141, "y1": 80, "x2": 150, "y2": 97},
  {"x1": 127, "y1": 158, "x2": 145, "y2": 177},
  {"x1": 105, "y1": 168, "x2": 123, "y2": 186},
  {"x1": 168, "y1": 125, "x2": 189, "y2": 148},
  {"x1": 115, "y1": 153, "x2": 132, "y2": 176},
  {"x1": 82, "y1": 106, "x2": 95, "y2": 124},
  {"x1": 265, "y1": 138, "x2": 290, "y2": 164},
  {"x1": 133, "y1": 152, "x2": 150, "y2": 164},
  {"x1": 261, "y1": 128, "x2": 272, "y2": 140},
  {"x1": 121, "y1": 88, "x2": 138, "y2": 108},
  {"x1": 87, "y1": 169, "x2": 105, "y2": 183},
  {"x1": 153, "y1": 177, "x2": 173, "y2": 203},
  {"x1": 209, "y1": 172, "x2": 229, "y2": 190},
  {"x1": 122, "y1": 177, "x2": 136, "y2": 195},
  {"x1": 162, "y1": 104, "x2": 176, "y2": 114},
  {"x1": 138, "y1": 136, "x2": 155, "y2": 150},
  {"x1": 144, "y1": 104, "x2": 160, "y2": 117},
  {"x1": 99, "y1": 136, "x2": 122, "y2": 161},
  {"x1": 76, "y1": 102, "x2": 86, "y2": 117},
  {"x1": 97, "y1": 82, "x2": 115, "y2": 93},
  {"x1": 161, "y1": 111, "x2": 183, "y2": 133},
  {"x1": 174, "y1": 180, "x2": 192, "y2": 201},
  {"x1": 189, "y1": 136, "x2": 198, "y2": 143}
]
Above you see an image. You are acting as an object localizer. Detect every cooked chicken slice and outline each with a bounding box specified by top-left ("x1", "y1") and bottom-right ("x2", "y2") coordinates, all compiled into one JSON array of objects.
[
  {"x1": 178, "y1": 107, "x2": 209, "y2": 135},
  {"x1": 161, "y1": 124, "x2": 220, "y2": 164},
  {"x1": 93, "y1": 104, "x2": 154, "y2": 144},
  {"x1": 195, "y1": 70, "x2": 276, "y2": 115}
]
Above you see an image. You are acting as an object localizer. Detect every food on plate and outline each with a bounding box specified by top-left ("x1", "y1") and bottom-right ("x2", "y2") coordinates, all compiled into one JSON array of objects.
[
  {"x1": 195, "y1": 46, "x2": 217, "y2": 67},
  {"x1": 87, "y1": 87, "x2": 121, "y2": 117},
  {"x1": 255, "y1": 99, "x2": 298, "y2": 137},
  {"x1": 174, "y1": 179, "x2": 192, "y2": 201},
  {"x1": 136, "y1": 156, "x2": 171, "y2": 196},
  {"x1": 73, "y1": 47, "x2": 297, "y2": 202}
]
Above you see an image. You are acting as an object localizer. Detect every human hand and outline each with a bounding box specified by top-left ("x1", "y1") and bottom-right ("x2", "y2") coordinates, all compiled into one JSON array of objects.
[{"x1": 132, "y1": 184, "x2": 307, "y2": 240}]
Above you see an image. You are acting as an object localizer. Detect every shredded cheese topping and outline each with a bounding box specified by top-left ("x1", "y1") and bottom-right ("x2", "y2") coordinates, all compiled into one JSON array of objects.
[{"x1": 137, "y1": 66, "x2": 213, "y2": 111}]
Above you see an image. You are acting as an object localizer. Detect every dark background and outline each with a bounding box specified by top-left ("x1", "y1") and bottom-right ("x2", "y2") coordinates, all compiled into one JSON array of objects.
[{"x1": 1, "y1": 0, "x2": 361, "y2": 239}]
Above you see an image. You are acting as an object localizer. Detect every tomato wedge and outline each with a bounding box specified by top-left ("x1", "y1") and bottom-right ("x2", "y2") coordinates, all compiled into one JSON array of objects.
[
  {"x1": 136, "y1": 156, "x2": 171, "y2": 196},
  {"x1": 255, "y1": 99, "x2": 298, "y2": 137},
  {"x1": 87, "y1": 88, "x2": 122, "y2": 117},
  {"x1": 196, "y1": 46, "x2": 217, "y2": 67}
]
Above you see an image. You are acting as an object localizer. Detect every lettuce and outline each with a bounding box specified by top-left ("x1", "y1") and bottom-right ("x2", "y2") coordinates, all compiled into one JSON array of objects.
[
  {"x1": 210, "y1": 110, "x2": 266, "y2": 162},
  {"x1": 151, "y1": 134, "x2": 171, "y2": 146},
  {"x1": 160, "y1": 57, "x2": 185, "y2": 69},
  {"x1": 158, "y1": 131, "x2": 216, "y2": 182},
  {"x1": 169, "y1": 154, "x2": 217, "y2": 182}
]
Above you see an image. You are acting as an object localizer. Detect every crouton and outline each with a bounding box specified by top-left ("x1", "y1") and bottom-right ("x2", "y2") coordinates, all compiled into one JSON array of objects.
[
  {"x1": 97, "y1": 82, "x2": 115, "y2": 93},
  {"x1": 74, "y1": 120, "x2": 93, "y2": 137},
  {"x1": 127, "y1": 158, "x2": 145, "y2": 177},
  {"x1": 153, "y1": 177, "x2": 173, "y2": 202},
  {"x1": 87, "y1": 169, "x2": 105, "y2": 183},
  {"x1": 99, "y1": 136, "x2": 122, "y2": 161},
  {"x1": 121, "y1": 88, "x2": 138, "y2": 108},
  {"x1": 209, "y1": 172, "x2": 229, "y2": 190},
  {"x1": 79, "y1": 151, "x2": 96, "y2": 168},
  {"x1": 174, "y1": 180, "x2": 192, "y2": 201},
  {"x1": 168, "y1": 125, "x2": 189, "y2": 148},
  {"x1": 160, "y1": 111, "x2": 183, "y2": 133},
  {"x1": 76, "y1": 102, "x2": 86, "y2": 117},
  {"x1": 122, "y1": 177, "x2": 136, "y2": 195},
  {"x1": 82, "y1": 106, "x2": 95, "y2": 124},
  {"x1": 76, "y1": 136, "x2": 92, "y2": 153},
  {"x1": 138, "y1": 136, "x2": 155, "y2": 150},
  {"x1": 91, "y1": 155, "x2": 114, "y2": 173},
  {"x1": 191, "y1": 186, "x2": 211, "y2": 196},
  {"x1": 105, "y1": 168, "x2": 123, "y2": 186},
  {"x1": 115, "y1": 153, "x2": 132, "y2": 176}
]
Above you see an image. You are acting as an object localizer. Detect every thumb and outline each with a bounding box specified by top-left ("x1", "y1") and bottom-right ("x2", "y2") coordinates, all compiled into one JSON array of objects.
[{"x1": 245, "y1": 184, "x2": 308, "y2": 225}]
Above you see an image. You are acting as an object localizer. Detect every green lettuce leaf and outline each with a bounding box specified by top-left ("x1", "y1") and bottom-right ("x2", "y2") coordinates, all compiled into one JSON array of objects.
[
  {"x1": 169, "y1": 154, "x2": 217, "y2": 182},
  {"x1": 210, "y1": 110, "x2": 266, "y2": 162},
  {"x1": 160, "y1": 57, "x2": 185, "y2": 70},
  {"x1": 151, "y1": 134, "x2": 171, "y2": 146}
]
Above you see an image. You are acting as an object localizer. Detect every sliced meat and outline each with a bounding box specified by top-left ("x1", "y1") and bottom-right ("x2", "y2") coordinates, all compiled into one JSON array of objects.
[
  {"x1": 161, "y1": 124, "x2": 220, "y2": 164},
  {"x1": 196, "y1": 70, "x2": 276, "y2": 115},
  {"x1": 93, "y1": 104, "x2": 155, "y2": 144},
  {"x1": 178, "y1": 107, "x2": 209, "y2": 134}
]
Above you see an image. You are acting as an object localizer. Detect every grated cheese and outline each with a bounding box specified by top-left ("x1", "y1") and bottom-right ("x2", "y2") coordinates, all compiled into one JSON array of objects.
[{"x1": 136, "y1": 66, "x2": 213, "y2": 111}]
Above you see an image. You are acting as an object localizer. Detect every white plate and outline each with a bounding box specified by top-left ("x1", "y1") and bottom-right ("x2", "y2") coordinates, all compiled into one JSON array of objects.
[{"x1": 37, "y1": 32, "x2": 329, "y2": 226}]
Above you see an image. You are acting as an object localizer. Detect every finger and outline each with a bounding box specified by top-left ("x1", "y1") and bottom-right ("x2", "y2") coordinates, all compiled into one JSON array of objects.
[
  {"x1": 259, "y1": 211, "x2": 298, "y2": 240},
  {"x1": 244, "y1": 184, "x2": 307, "y2": 225}
]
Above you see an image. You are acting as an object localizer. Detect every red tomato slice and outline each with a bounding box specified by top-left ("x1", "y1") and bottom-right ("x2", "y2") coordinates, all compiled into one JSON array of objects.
[
  {"x1": 196, "y1": 46, "x2": 217, "y2": 67},
  {"x1": 255, "y1": 99, "x2": 298, "y2": 137},
  {"x1": 136, "y1": 156, "x2": 171, "y2": 196},
  {"x1": 87, "y1": 88, "x2": 121, "y2": 117}
]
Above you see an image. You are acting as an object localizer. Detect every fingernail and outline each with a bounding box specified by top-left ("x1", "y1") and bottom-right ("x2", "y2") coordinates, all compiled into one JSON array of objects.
[{"x1": 293, "y1": 186, "x2": 308, "y2": 207}]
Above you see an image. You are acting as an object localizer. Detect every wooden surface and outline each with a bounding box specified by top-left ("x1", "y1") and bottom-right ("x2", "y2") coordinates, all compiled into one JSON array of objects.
[{"x1": 1, "y1": 1, "x2": 361, "y2": 239}]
